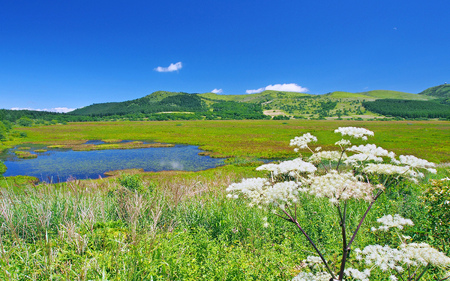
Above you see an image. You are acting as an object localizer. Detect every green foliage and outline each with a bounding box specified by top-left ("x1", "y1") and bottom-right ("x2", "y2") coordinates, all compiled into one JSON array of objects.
[
  {"x1": 71, "y1": 92, "x2": 206, "y2": 116},
  {"x1": 210, "y1": 101, "x2": 269, "y2": 120},
  {"x1": 117, "y1": 174, "x2": 145, "y2": 192},
  {"x1": 272, "y1": 115, "x2": 290, "y2": 120},
  {"x1": 0, "y1": 121, "x2": 8, "y2": 141},
  {"x1": 0, "y1": 160, "x2": 6, "y2": 175},
  {"x1": 0, "y1": 160, "x2": 447, "y2": 279},
  {"x1": 419, "y1": 177, "x2": 450, "y2": 254},
  {"x1": 363, "y1": 99, "x2": 450, "y2": 119}
]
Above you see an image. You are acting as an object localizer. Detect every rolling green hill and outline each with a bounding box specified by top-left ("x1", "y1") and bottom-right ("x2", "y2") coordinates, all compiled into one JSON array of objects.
[
  {"x1": 419, "y1": 84, "x2": 450, "y2": 98},
  {"x1": 68, "y1": 87, "x2": 441, "y2": 120},
  {"x1": 6, "y1": 85, "x2": 445, "y2": 123},
  {"x1": 71, "y1": 92, "x2": 206, "y2": 116}
]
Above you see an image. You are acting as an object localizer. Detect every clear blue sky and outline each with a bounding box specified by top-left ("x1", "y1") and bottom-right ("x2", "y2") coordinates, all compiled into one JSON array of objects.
[{"x1": 1, "y1": 0, "x2": 449, "y2": 112}]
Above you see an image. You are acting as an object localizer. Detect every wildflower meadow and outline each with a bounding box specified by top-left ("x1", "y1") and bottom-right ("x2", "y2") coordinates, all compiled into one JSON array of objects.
[{"x1": 0, "y1": 122, "x2": 449, "y2": 280}]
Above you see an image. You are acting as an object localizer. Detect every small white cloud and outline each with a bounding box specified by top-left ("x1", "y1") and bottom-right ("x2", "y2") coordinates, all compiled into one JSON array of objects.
[
  {"x1": 154, "y1": 62, "x2": 183, "y2": 72},
  {"x1": 246, "y1": 83, "x2": 308, "y2": 94},
  {"x1": 52, "y1": 107, "x2": 76, "y2": 113},
  {"x1": 211, "y1": 88, "x2": 223, "y2": 94},
  {"x1": 246, "y1": 87, "x2": 265, "y2": 94},
  {"x1": 11, "y1": 107, "x2": 76, "y2": 113}
]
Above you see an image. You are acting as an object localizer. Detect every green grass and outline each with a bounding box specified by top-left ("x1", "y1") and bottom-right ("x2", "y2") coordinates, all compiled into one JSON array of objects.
[
  {"x1": 14, "y1": 120, "x2": 450, "y2": 163},
  {"x1": 360, "y1": 90, "x2": 434, "y2": 100},
  {"x1": 0, "y1": 121, "x2": 449, "y2": 279},
  {"x1": 325, "y1": 91, "x2": 372, "y2": 99},
  {"x1": 0, "y1": 162, "x2": 447, "y2": 280}
]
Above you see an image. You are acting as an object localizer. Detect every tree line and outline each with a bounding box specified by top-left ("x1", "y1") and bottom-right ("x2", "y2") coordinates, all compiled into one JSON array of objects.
[{"x1": 362, "y1": 99, "x2": 450, "y2": 119}]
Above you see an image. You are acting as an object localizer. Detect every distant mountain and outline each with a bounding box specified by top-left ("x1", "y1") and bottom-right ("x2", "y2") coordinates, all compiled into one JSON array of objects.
[
  {"x1": 68, "y1": 88, "x2": 437, "y2": 120},
  {"x1": 3, "y1": 85, "x2": 448, "y2": 123}
]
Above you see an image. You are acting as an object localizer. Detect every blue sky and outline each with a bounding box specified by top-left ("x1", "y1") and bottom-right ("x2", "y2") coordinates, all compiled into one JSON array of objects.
[{"x1": 1, "y1": 0, "x2": 449, "y2": 112}]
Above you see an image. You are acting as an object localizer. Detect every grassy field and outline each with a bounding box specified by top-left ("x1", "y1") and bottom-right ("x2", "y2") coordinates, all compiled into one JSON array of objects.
[
  {"x1": 0, "y1": 120, "x2": 449, "y2": 280},
  {"x1": 14, "y1": 120, "x2": 450, "y2": 163}
]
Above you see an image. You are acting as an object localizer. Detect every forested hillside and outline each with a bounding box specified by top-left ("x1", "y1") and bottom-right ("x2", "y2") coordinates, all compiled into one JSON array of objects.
[
  {"x1": 71, "y1": 92, "x2": 206, "y2": 116},
  {"x1": 362, "y1": 99, "x2": 450, "y2": 119},
  {"x1": 2, "y1": 85, "x2": 449, "y2": 124}
]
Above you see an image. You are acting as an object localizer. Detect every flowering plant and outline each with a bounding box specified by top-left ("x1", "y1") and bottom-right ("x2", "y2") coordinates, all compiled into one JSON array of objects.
[{"x1": 226, "y1": 127, "x2": 449, "y2": 280}]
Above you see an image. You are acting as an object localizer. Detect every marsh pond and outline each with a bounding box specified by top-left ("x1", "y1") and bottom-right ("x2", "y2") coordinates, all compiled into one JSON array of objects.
[{"x1": 1, "y1": 140, "x2": 226, "y2": 182}]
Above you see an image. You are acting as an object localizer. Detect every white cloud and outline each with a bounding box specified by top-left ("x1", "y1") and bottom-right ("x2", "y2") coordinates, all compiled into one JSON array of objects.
[
  {"x1": 246, "y1": 83, "x2": 308, "y2": 94},
  {"x1": 11, "y1": 107, "x2": 76, "y2": 113},
  {"x1": 246, "y1": 87, "x2": 265, "y2": 94},
  {"x1": 211, "y1": 88, "x2": 223, "y2": 94},
  {"x1": 154, "y1": 62, "x2": 183, "y2": 72}
]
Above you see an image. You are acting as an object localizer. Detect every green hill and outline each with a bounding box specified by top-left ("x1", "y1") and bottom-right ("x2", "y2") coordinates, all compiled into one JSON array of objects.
[
  {"x1": 71, "y1": 92, "x2": 206, "y2": 116},
  {"x1": 358, "y1": 90, "x2": 432, "y2": 100},
  {"x1": 325, "y1": 91, "x2": 371, "y2": 99},
  {"x1": 419, "y1": 84, "x2": 450, "y2": 98},
  {"x1": 57, "y1": 85, "x2": 450, "y2": 121}
]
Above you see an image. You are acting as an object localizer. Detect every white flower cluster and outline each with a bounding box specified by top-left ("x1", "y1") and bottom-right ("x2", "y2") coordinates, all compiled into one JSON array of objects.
[
  {"x1": 256, "y1": 158, "x2": 317, "y2": 176},
  {"x1": 292, "y1": 272, "x2": 333, "y2": 281},
  {"x1": 398, "y1": 155, "x2": 436, "y2": 173},
  {"x1": 335, "y1": 139, "x2": 351, "y2": 147},
  {"x1": 266, "y1": 181, "x2": 302, "y2": 204},
  {"x1": 334, "y1": 127, "x2": 374, "y2": 140},
  {"x1": 290, "y1": 133, "x2": 317, "y2": 151},
  {"x1": 371, "y1": 214, "x2": 414, "y2": 232},
  {"x1": 363, "y1": 164, "x2": 410, "y2": 176},
  {"x1": 304, "y1": 256, "x2": 323, "y2": 268},
  {"x1": 355, "y1": 242, "x2": 450, "y2": 273},
  {"x1": 345, "y1": 144, "x2": 396, "y2": 164},
  {"x1": 309, "y1": 151, "x2": 346, "y2": 164},
  {"x1": 308, "y1": 171, "x2": 382, "y2": 204},
  {"x1": 226, "y1": 177, "x2": 269, "y2": 201},
  {"x1": 226, "y1": 178, "x2": 302, "y2": 207},
  {"x1": 344, "y1": 268, "x2": 371, "y2": 281}
]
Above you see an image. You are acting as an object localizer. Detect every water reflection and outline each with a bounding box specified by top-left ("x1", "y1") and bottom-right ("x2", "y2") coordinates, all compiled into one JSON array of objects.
[{"x1": 1, "y1": 143, "x2": 225, "y2": 182}]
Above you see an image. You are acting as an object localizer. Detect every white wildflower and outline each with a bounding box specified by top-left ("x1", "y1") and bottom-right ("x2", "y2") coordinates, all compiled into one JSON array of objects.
[
  {"x1": 334, "y1": 127, "x2": 374, "y2": 139},
  {"x1": 226, "y1": 178, "x2": 303, "y2": 207},
  {"x1": 265, "y1": 181, "x2": 302, "y2": 204},
  {"x1": 308, "y1": 171, "x2": 381, "y2": 203},
  {"x1": 358, "y1": 242, "x2": 450, "y2": 275},
  {"x1": 344, "y1": 268, "x2": 371, "y2": 281},
  {"x1": 257, "y1": 158, "x2": 317, "y2": 176},
  {"x1": 304, "y1": 255, "x2": 323, "y2": 267},
  {"x1": 399, "y1": 155, "x2": 436, "y2": 170},
  {"x1": 335, "y1": 139, "x2": 351, "y2": 147},
  {"x1": 363, "y1": 164, "x2": 410, "y2": 176},
  {"x1": 292, "y1": 272, "x2": 333, "y2": 281},
  {"x1": 226, "y1": 178, "x2": 270, "y2": 206},
  {"x1": 290, "y1": 133, "x2": 318, "y2": 149},
  {"x1": 345, "y1": 144, "x2": 395, "y2": 165},
  {"x1": 309, "y1": 151, "x2": 346, "y2": 164},
  {"x1": 371, "y1": 214, "x2": 414, "y2": 232},
  {"x1": 400, "y1": 243, "x2": 450, "y2": 267}
]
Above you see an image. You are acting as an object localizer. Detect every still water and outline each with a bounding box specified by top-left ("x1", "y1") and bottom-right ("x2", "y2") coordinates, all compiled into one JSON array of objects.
[{"x1": 1, "y1": 142, "x2": 225, "y2": 182}]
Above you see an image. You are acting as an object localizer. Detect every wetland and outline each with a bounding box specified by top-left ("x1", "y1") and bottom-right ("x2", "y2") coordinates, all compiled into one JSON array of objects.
[{"x1": 1, "y1": 141, "x2": 225, "y2": 182}]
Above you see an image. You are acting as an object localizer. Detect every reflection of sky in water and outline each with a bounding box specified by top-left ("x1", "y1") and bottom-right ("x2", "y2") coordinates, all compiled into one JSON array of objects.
[{"x1": 2, "y1": 145, "x2": 225, "y2": 182}]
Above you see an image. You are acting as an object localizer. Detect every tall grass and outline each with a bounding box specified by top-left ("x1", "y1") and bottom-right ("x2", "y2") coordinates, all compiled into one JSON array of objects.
[{"x1": 0, "y1": 163, "x2": 444, "y2": 280}]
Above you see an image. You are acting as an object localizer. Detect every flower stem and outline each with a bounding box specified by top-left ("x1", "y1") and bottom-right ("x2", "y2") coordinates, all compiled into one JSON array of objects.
[
  {"x1": 337, "y1": 203, "x2": 348, "y2": 280},
  {"x1": 347, "y1": 190, "x2": 384, "y2": 250},
  {"x1": 281, "y1": 208, "x2": 337, "y2": 280}
]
